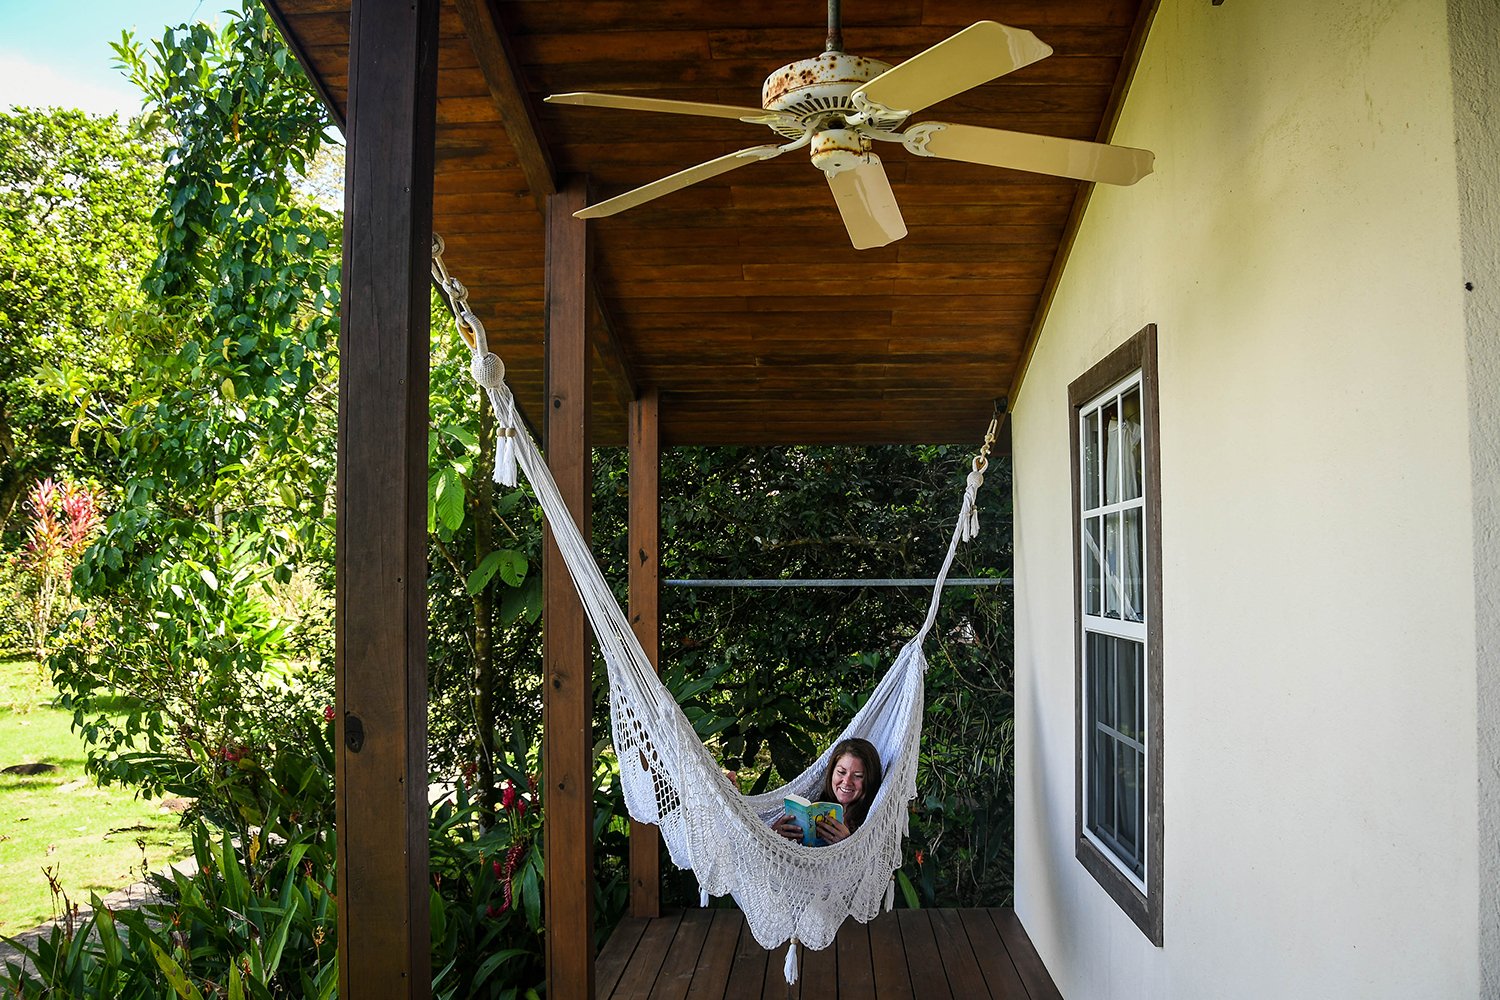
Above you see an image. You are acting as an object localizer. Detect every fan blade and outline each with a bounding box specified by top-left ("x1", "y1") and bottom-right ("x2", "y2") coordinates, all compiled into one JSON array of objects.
[
  {"x1": 853, "y1": 22, "x2": 1053, "y2": 117},
  {"x1": 545, "y1": 92, "x2": 794, "y2": 127},
  {"x1": 826, "y1": 156, "x2": 907, "y2": 250},
  {"x1": 574, "y1": 145, "x2": 784, "y2": 219},
  {"x1": 911, "y1": 123, "x2": 1154, "y2": 186}
]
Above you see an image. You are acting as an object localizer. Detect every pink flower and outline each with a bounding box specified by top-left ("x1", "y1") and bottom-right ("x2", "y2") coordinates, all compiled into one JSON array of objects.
[{"x1": 500, "y1": 780, "x2": 518, "y2": 811}]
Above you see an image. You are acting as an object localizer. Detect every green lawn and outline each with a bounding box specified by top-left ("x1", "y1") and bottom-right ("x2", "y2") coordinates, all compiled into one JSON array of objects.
[{"x1": 0, "y1": 657, "x2": 192, "y2": 934}]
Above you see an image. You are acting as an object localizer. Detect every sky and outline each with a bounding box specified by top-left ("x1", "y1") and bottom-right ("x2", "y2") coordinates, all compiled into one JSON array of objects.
[{"x1": 0, "y1": 0, "x2": 215, "y2": 116}]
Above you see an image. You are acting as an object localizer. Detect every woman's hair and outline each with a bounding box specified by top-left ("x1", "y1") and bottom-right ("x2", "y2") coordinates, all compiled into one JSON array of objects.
[{"x1": 817, "y1": 737, "x2": 884, "y2": 832}]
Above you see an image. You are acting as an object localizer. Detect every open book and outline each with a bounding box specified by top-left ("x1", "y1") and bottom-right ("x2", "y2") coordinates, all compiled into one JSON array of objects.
[{"x1": 784, "y1": 793, "x2": 844, "y2": 846}]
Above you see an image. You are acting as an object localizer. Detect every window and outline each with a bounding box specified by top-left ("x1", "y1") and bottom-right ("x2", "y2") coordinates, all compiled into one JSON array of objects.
[{"x1": 1068, "y1": 325, "x2": 1163, "y2": 945}]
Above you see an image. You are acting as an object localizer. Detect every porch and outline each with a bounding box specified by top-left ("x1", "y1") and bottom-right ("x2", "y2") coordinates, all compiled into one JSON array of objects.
[{"x1": 597, "y1": 909, "x2": 1062, "y2": 1000}]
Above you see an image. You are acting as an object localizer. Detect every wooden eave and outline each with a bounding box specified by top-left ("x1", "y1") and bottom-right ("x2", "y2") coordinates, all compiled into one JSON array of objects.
[{"x1": 268, "y1": 0, "x2": 1155, "y2": 447}]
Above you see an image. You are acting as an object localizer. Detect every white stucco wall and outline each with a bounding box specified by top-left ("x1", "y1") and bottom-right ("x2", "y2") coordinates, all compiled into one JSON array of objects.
[
  {"x1": 1009, "y1": 1, "x2": 1481, "y2": 997},
  {"x1": 1448, "y1": 0, "x2": 1500, "y2": 994}
]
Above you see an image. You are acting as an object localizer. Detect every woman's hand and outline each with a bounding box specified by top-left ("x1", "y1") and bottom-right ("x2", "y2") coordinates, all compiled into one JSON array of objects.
[
  {"x1": 771, "y1": 814, "x2": 803, "y2": 841},
  {"x1": 816, "y1": 816, "x2": 851, "y2": 844}
]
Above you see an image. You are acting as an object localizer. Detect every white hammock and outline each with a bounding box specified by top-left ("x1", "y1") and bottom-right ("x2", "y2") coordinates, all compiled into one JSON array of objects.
[{"x1": 432, "y1": 239, "x2": 993, "y2": 979}]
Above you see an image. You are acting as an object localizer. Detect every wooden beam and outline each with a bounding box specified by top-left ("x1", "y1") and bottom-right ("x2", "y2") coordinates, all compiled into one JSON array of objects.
[
  {"x1": 626, "y1": 387, "x2": 661, "y2": 918},
  {"x1": 335, "y1": 0, "x2": 438, "y2": 996},
  {"x1": 543, "y1": 176, "x2": 594, "y2": 1000},
  {"x1": 590, "y1": 281, "x2": 640, "y2": 408},
  {"x1": 452, "y1": 0, "x2": 640, "y2": 409},
  {"x1": 452, "y1": 0, "x2": 557, "y2": 211}
]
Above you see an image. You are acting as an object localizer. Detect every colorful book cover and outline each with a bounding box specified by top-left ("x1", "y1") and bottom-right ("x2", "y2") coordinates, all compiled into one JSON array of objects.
[{"x1": 783, "y1": 793, "x2": 844, "y2": 846}]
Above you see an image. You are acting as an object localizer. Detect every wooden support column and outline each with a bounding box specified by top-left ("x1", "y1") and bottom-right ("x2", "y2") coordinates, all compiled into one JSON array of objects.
[
  {"x1": 335, "y1": 0, "x2": 437, "y2": 996},
  {"x1": 543, "y1": 176, "x2": 593, "y2": 1000},
  {"x1": 627, "y1": 388, "x2": 661, "y2": 918}
]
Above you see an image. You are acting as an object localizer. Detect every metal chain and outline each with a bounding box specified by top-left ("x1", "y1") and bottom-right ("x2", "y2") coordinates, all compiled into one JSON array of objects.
[{"x1": 431, "y1": 233, "x2": 485, "y2": 353}]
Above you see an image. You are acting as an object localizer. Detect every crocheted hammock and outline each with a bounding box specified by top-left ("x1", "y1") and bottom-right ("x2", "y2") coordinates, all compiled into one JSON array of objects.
[{"x1": 432, "y1": 239, "x2": 993, "y2": 982}]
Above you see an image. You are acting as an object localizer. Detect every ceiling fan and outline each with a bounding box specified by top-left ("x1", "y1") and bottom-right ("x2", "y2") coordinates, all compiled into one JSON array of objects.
[{"x1": 544, "y1": 1, "x2": 1154, "y2": 250}]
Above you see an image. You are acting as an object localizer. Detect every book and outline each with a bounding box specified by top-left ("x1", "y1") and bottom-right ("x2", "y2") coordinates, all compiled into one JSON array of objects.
[{"x1": 783, "y1": 793, "x2": 844, "y2": 846}]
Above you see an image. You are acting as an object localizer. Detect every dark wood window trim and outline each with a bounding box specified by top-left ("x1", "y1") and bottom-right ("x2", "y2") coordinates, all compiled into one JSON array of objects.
[{"x1": 1068, "y1": 323, "x2": 1164, "y2": 946}]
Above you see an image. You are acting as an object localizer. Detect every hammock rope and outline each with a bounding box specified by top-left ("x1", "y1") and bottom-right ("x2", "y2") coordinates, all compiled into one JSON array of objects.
[{"x1": 431, "y1": 236, "x2": 995, "y2": 976}]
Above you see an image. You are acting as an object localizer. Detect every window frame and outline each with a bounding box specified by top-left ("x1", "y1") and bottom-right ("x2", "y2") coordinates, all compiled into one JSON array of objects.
[{"x1": 1068, "y1": 324, "x2": 1164, "y2": 946}]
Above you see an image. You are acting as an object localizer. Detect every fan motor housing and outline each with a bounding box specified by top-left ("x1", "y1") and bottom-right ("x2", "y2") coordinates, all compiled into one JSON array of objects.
[{"x1": 761, "y1": 51, "x2": 892, "y2": 126}]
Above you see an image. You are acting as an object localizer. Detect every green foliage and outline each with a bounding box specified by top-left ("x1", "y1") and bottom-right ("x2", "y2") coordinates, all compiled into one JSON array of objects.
[
  {"x1": 0, "y1": 109, "x2": 157, "y2": 544},
  {"x1": 2, "y1": 819, "x2": 338, "y2": 999},
  {"x1": 593, "y1": 444, "x2": 1017, "y2": 906},
  {"x1": 59, "y1": 0, "x2": 341, "y2": 827}
]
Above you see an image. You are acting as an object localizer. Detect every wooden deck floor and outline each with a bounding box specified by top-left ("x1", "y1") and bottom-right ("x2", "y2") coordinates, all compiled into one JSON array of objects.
[{"x1": 596, "y1": 908, "x2": 1062, "y2": 1000}]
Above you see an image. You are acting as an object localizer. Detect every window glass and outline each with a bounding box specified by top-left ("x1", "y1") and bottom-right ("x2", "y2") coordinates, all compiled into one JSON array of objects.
[
  {"x1": 1085, "y1": 517, "x2": 1102, "y2": 615},
  {"x1": 1121, "y1": 386, "x2": 1143, "y2": 502},
  {"x1": 1084, "y1": 408, "x2": 1101, "y2": 510}
]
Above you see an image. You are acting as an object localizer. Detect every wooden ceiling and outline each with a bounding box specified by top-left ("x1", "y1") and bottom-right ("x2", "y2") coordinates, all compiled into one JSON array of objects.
[{"x1": 267, "y1": 0, "x2": 1153, "y2": 446}]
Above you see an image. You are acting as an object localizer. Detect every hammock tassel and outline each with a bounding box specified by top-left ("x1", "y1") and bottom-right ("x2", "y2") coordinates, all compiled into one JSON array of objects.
[
  {"x1": 784, "y1": 938, "x2": 799, "y2": 986},
  {"x1": 492, "y1": 408, "x2": 518, "y2": 487},
  {"x1": 699, "y1": 887, "x2": 710, "y2": 909},
  {"x1": 959, "y1": 466, "x2": 984, "y2": 543},
  {"x1": 884, "y1": 878, "x2": 895, "y2": 912}
]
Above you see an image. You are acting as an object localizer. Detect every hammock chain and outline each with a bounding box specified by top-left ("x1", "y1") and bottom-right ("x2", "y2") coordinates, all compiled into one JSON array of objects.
[{"x1": 432, "y1": 234, "x2": 520, "y2": 484}]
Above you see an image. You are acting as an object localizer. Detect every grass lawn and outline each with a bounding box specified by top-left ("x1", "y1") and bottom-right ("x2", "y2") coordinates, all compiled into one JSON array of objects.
[{"x1": 0, "y1": 657, "x2": 192, "y2": 935}]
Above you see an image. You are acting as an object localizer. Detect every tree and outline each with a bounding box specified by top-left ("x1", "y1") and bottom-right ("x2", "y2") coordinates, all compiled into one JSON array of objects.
[
  {"x1": 0, "y1": 109, "x2": 158, "y2": 539},
  {"x1": 58, "y1": 1, "x2": 343, "y2": 805}
]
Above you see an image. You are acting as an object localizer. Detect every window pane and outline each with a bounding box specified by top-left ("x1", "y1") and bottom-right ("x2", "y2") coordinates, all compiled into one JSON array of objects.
[
  {"x1": 1120, "y1": 386, "x2": 1143, "y2": 502},
  {"x1": 1104, "y1": 399, "x2": 1121, "y2": 505},
  {"x1": 1117, "y1": 650, "x2": 1137, "y2": 742},
  {"x1": 1104, "y1": 511, "x2": 1121, "y2": 619},
  {"x1": 1085, "y1": 517, "x2": 1102, "y2": 615},
  {"x1": 1122, "y1": 506, "x2": 1144, "y2": 623},
  {"x1": 1100, "y1": 734, "x2": 1116, "y2": 837},
  {"x1": 1084, "y1": 408, "x2": 1101, "y2": 510}
]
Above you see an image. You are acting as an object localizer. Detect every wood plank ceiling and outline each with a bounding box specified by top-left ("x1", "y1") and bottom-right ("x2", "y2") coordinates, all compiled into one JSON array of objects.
[{"x1": 268, "y1": 0, "x2": 1151, "y2": 446}]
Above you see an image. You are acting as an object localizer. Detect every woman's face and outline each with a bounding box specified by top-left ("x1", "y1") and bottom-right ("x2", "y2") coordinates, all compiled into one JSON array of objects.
[{"x1": 830, "y1": 752, "x2": 867, "y2": 806}]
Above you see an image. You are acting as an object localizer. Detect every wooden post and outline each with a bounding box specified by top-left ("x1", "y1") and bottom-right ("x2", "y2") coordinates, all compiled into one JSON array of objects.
[
  {"x1": 334, "y1": 0, "x2": 437, "y2": 996},
  {"x1": 627, "y1": 388, "x2": 662, "y2": 918},
  {"x1": 543, "y1": 176, "x2": 594, "y2": 1000}
]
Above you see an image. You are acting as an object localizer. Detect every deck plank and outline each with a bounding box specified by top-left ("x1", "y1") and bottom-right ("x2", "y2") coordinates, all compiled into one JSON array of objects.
[
  {"x1": 762, "y1": 943, "x2": 794, "y2": 1000},
  {"x1": 599, "y1": 917, "x2": 651, "y2": 999},
  {"x1": 990, "y1": 909, "x2": 1064, "y2": 1000},
  {"x1": 868, "y1": 911, "x2": 914, "y2": 1000},
  {"x1": 723, "y1": 917, "x2": 770, "y2": 1000},
  {"x1": 957, "y1": 909, "x2": 1030, "y2": 1000},
  {"x1": 836, "y1": 918, "x2": 876, "y2": 997},
  {"x1": 598, "y1": 909, "x2": 1055, "y2": 1000},
  {"x1": 929, "y1": 910, "x2": 991, "y2": 1000},
  {"x1": 610, "y1": 911, "x2": 684, "y2": 1000},
  {"x1": 895, "y1": 910, "x2": 952, "y2": 1000},
  {"x1": 651, "y1": 909, "x2": 715, "y2": 1000},
  {"x1": 686, "y1": 910, "x2": 746, "y2": 1000},
  {"x1": 799, "y1": 933, "x2": 838, "y2": 1000}
]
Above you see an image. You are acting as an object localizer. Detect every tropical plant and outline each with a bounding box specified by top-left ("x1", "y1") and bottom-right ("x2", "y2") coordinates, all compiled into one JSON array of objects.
[{"x1": 15, "y1": 477, "x2": 102, "y2": 661}]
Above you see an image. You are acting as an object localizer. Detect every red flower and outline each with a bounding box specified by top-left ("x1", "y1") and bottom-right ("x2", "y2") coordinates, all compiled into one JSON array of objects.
[
  {"x1": 322, "y1": 705, "x2": 336, "y2": 722},
  {"x1": 486, "y1": 904, "x2": 501, "y2": 919},
  {"x1": 501, "y1": 780, "x2": 518, "y2": 811},
  {"x1": 493, "y1": 860, "x2": 503, "y2": 880},
  {"x1": 516, "y1": 797, "x2": 529, "y2": 817},
  {"x1": 915, "y1": 850, "x2": 925, "y2": 866}
]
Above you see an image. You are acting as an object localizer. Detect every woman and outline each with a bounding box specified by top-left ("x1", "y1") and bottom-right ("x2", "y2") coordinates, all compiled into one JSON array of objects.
[{"x1": 771, "y1": 737, "x2": 884, "y2": 845}]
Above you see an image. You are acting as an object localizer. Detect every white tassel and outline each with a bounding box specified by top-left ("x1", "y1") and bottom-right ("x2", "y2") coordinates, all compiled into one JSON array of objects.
[
  {"x1": 959, "y1": 468, "x2": 984, "y2": 542},
  {"x1": 699, "y1": 887, "x2": 709, "y2": 908},
  {"x1": 493, "y1": 428, "x2": 518, "y2": 488},
  {"x1": 784, "y1": 938, "x2": 799, "y2": 986},
  {"x1": 885, "y1": 878, "x2": 895, "y2": 912}
]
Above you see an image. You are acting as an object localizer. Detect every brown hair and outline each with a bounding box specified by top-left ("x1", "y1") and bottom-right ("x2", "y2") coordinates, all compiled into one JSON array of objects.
[{"x1": 817, "y1": 737, "x2": 883, "y2": 832}]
